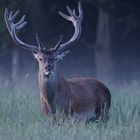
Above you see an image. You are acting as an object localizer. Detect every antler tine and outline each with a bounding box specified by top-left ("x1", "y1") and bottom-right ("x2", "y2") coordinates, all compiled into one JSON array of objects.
[
  {"x1": 4, "y1": 8, "x2": 39, "y2": 52},
  {"x1": 78, "y1": 2, "x2": 83, "y2": 18},
  {"x1": 66, "y1": 6, "x2": 76, "y2": 18},
  {"x1": 9, "y1": 10, "x2": 20, "y2": 21},
  {"x1": 4, "y1": 8, "x2": 11, "y2": 32},
  {"x1": 16, "y1": 20, "x2": 27, "y2": 30},
  {"x1": 73, "y1": 9, "x2": 76, "y2": 16},
  {"x1": 15, "y1": 15, "x2": 26, "y2": 27},
  {"x1": 9, "y1": 11, "x2": 13, "y2": 18},
  {"x1": 51, "y1": 35, "x2": 63, "y2": 51},
  {"x1": 35, "y1": 33, "x2": 43, "y2": 51},
  {"x1": 56, "y1": 2, "x2": 83, "y2": 52},
  {"x1": 58, "y1": 11, "x2": 70, "y2": 21}
]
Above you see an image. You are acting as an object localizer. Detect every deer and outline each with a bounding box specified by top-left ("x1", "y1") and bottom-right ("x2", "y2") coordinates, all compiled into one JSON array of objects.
[{"x1": 4, "y1": 2, "x2": 111, "y2": 122}]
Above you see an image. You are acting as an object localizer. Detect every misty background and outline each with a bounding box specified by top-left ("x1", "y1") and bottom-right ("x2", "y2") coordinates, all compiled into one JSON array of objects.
[{"x1": 0, "y1": 0, "x2": 140, "y2": 85}]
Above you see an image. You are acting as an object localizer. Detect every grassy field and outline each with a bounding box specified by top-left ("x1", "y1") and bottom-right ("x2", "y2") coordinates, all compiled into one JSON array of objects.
[{"x1": 0, "y1": 78, "x2": 140, "y2": 140}]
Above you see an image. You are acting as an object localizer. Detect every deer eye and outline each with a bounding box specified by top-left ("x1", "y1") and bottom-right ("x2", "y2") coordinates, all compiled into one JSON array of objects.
[
  {"x1": 39, "y1": 58, "x2": 42, "y2": 61},
  {"x1": 55, "y1": 57, "x2": 58, "y2": 61}
]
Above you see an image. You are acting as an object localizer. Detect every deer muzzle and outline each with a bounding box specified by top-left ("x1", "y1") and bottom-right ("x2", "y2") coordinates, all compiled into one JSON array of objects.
[
  {"x1": 44, "y1": 71, "x2": 51, "y2": 76},
  {"x1": 44, "y1": 70, "x2": 54, "y2": 78}
]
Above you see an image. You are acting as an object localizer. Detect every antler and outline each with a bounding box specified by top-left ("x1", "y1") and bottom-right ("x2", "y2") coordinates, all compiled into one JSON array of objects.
[
  {"x1": 4, "y1": 2, "x2": 83, "y2": 53},
  {"x1": 54, "y1": 2, "x2": 83, "y2": 52},
  {"x1": 4, "y1": 8, "x2": 39, "y2": 52}
]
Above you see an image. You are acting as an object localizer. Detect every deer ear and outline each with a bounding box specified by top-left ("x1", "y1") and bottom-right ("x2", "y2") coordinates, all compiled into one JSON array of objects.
[
  {"x1": 32, "y1": 51, "x2": 38, "y2": 59},
  {"x1": 55, "y1": 50, "x2": 70, "y2": 61}
]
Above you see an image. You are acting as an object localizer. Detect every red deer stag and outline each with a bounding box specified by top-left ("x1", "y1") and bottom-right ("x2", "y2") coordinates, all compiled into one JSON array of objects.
[{"x1": 4, "y1": 2, "x2": 111, "y2": 121}]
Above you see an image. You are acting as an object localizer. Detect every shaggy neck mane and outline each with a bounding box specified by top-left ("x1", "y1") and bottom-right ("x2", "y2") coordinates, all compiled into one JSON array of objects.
[{"x1": 38, "y1": 66, "x2": 60, "y2": 114}]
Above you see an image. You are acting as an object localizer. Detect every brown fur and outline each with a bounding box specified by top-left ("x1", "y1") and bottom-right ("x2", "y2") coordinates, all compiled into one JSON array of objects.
[{"x1": 39, "y1": 73, "x2": 111, "y2": 121}]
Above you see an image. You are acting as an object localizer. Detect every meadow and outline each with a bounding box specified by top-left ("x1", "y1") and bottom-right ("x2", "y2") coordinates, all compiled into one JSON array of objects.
[{"x1": 0, "y1": 77, "x2": 140, "y2": 140}]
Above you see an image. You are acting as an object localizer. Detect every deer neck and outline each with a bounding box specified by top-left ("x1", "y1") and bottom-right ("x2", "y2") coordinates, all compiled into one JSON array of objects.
[{"x1": 38, "y1": 65, "x2": 60, "y2": 113}]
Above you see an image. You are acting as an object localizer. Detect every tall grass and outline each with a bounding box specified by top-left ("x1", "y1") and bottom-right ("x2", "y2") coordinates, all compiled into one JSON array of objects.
[{"x1": 0, "y1": 78, "x2": 140, "y2": 140}]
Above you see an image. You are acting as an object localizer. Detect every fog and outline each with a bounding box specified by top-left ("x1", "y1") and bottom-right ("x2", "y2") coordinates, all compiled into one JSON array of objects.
[{"x1": 0, "y1": 0, "x2": 140, "y2": 85}]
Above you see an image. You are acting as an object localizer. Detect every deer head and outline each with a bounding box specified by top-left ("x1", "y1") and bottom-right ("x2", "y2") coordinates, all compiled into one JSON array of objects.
[
  {"x1": 32, "y1": 35, "x2": 70, "y2": 79},
  {"x1": 4, "y1": 2, "x2": 83, "y2": 79}
]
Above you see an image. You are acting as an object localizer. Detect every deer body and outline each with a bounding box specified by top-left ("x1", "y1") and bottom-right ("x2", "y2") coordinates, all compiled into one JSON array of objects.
[
  {"x1": 5, "y1": 2, "x2": 111, "y2": 121},
  {"x1": 39, "y1": 66, "x2": 111, "y2": 120}
]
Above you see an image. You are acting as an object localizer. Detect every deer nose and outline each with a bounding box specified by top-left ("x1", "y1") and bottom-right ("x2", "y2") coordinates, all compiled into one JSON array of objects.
[{"x1": 45, "y1": 65, "x2": 52, "y2": 70}]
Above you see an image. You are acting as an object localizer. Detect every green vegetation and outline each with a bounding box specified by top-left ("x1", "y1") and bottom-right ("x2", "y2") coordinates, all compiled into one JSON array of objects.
[{"x1": 0, "y1": 79, "x2": 140, "y2": 140}]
